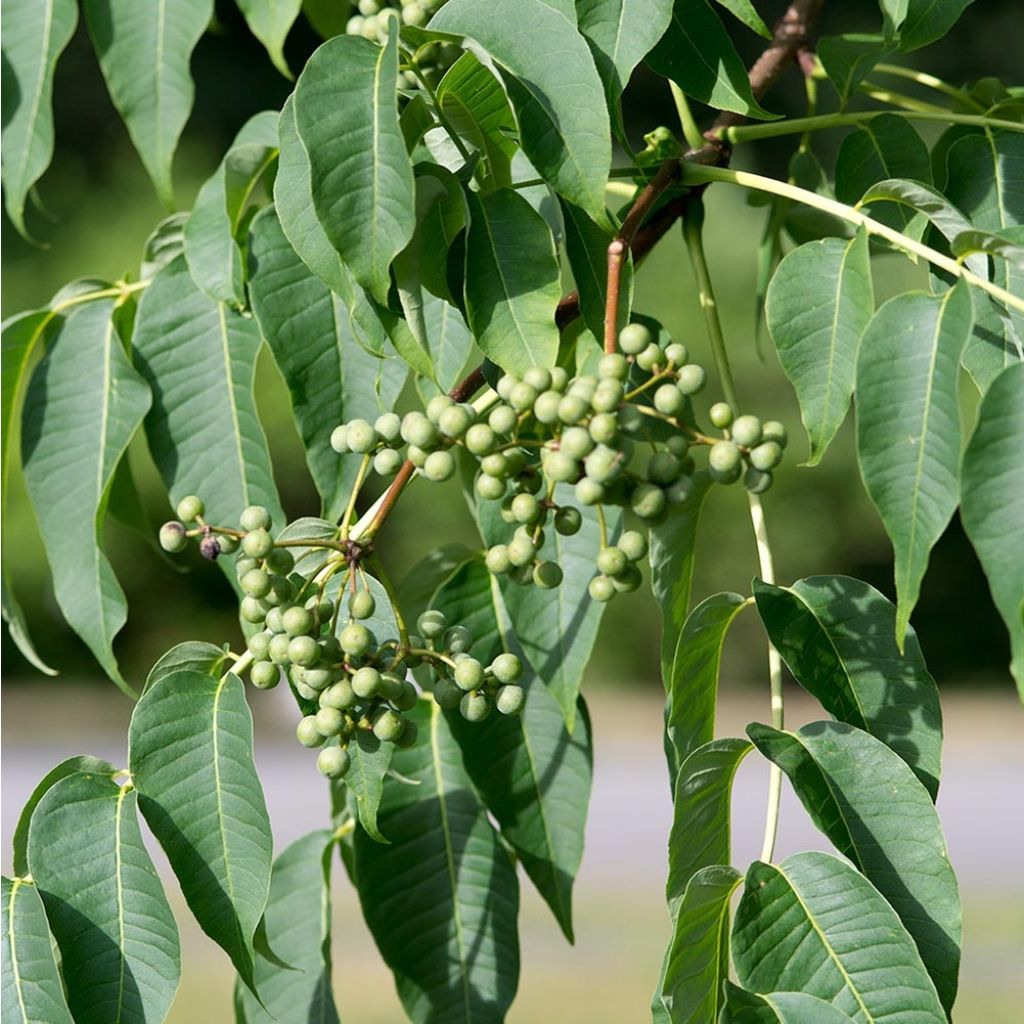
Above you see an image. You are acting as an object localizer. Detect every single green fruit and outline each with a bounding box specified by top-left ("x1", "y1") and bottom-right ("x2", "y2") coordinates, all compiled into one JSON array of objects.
[
  {"x1": 374, "y1": 411, "x2": 402, "y2": 443},
  {"x1": 418, "y1": 609, "x2": 447, "y2": 639},
  {"x1": 523, "y1": 367, "x2": 552, "y2": 391},
  {"x1": 618, "y1": 529, "x2": 648, "y2": 562},
  {"x1": 496, "y1": 374, "x2": 518, "y2": 401},
  {"x1": 454, "y1": 656, "x2": 485, "y2": 691},
  {"x1": 761, "y1": 420, "x2": 788, "y2": 448},
  {"x1": 240, "y1": 505, "x2": 271, "y2": 532},
  {"x1": 283, "y1": 605, "x2": 315, "y2": 637},
  {"x1": 349, "y1": 589, "x2": 376, "y2": 620},
  {"x1": 554, "y1": 506, "x2": 582, "y2": 536},
  {"x1": 316, "y1": 745, "x2": 350, "y2": 779},
  {"x1": 507, "y1": 533, "x2": 537, "y2": 567},
  {"x1": 533, "y1": 390, "x2": 563, "y2": 424},
  {"x1": 240, "y1": 596, "x2": 268, "y2": 624},
  {"x1": 426, "y1": 394, "x2": 454, "y2": 422},
  {"x1": 424, "y1": 449, "x2": 455, "y2": 482},
  {"x1": 373, "y1": 708, "x2": 405, "y2": 742},
  {"x1": 433, "y1": 676, "x2": 463, "y2": 709},
  {"x1": 591, "y1": 381, "x2": 623, "y2": 413},
  {"x1": 304, "y1": 667, "x2": 333, "y2": 691},
  {"x1": 598, "y1": 353, "x2": 629, "y2": 380},
  {"x1": 533, "y1": 560, "x2": 563, "y2": 588},
  {"x1": 665, "y1": 475, "x2": 696, "y2": 505},
  {"x1": 321, "y1": 677, "x2": 357, "y2": 709},
  {"x1": 476, "y1": 473, "x2": 506, "y2": 500},
  {"x1": 509, "y1": 381, "x2": 538, "y2": 412},
  {"x1": 544, "y1": 450, "x2": 579, "y2": 482},
  {"x1": 665, "y1": 342, "x2": 688, "y2": 366},
  {"x1": 288, "y1": 635, "x2": 320, "y2": 667},
  {"x1": 266, "y1": 547, "x2": 295, "y2": 575},
  {"x1": 676, "y1": 364, "x2": 706, "y2": 395},
  {"x1": 264, "y1": 574, "x2": 295, "y2": 608},
  {"x1": 596, "y1": 546, "x2": 628, "y2": 577},
  {"x1": 709, "y1": 441, "x2": 742, "y2": 474},
  {"x1": 653, "y1": 384, "x2": 685, "y2": 417},
  {"x1": 444, "y1": 624, "x2": 473, "y2": 654},
  {"x1": 631, "y1": 482, "x2": 667, "y2": 520},
  {"x1": 250, "y1": 661, "x2": 279, "y2": 689},
  {"x1": 176, "y1": 495, "x2": 204, "y2": 522},
  {"x1": 219, "y1": 534, "x2": 239, "y2": 555},
  {"x1": 647, "y1": 451, "x2": 681, "y2": 486},
  {"x1": 242, "y1": 528, "x2": 273, "y2": 559},
  {"x1": 618, "y1": 404, "x2": 644, "y2": 434},
  {"x1": 460, "y1": 690, "x2": 492, "y2": 722},
  {"x1": 248, "y1": 632, "x2": 272, "y2": 659},
  {"x1": 392, "y1": 680, "x2": 419, "y2": 712},
  {"x1": 568, "y1": 375, "x2": 597, "y2": 400},
  {"x1": 481, "y1": 452, "x2": 510, "y2": 478},
  {"x1": 744, "y1": 467, "x2": 774, "y2": 494},
  {"x1": 268, "y1": 633, "x2": 292, "y2": 664},
  {"x1": 439, "y1": 404, "x2": 474, "y2": 439},
  {"x1": 557, "y1": 394, "x2": 590, "y2": 425},
  {"x1": 396, "y1": 718, "x2": 419, "y2": 748},
  {"x1": 296, "y1": 716, "x2": 325, "y2": 748},
  {"x1": 293, "y1": 679, "x2": 319, "y2": 701},
  {"x1": 559, "y1": 426, "x2": 594, "y2": 460},
  {"x1": 730, "y1": 414, "x2": 762, "y2": 447},
  {"x1": 315, "y1": 707, "x2": 344, "y2": 737},
  {"x1": 159, "y1": 521, "x2": 188, "y2": 553},
  {"x1": 407, "y1": 444, "x2": 428, "y2": 469},
  {"x1": 241, "y1": 568, "x2": 271, "y2": 598},
  {"x1": 496, "y1": 685, "x2": 526, "y2": 715},
  {"x1": 330, "y1": 425, "x2": 349, "y2": 453},
  {"x1": 584, "y1": 444, "x2": 621, "y2": 483},
  {"x1": 351, "y1": 666, "x2": 381, "y2": 699},
  {"x1": 465, "y1": 423, "x2": 497, "y2": 455},
  {"x1": 490, "y1": 652, "x2": 523, "y2": 683},
  {"x1": 401, "y1": 411, "x2": 438, "y2": 448},
  {"x1": 575, "y1": 477, "x2": 605, "y2": 505},
  {"x1": 749, "y1": 441, "x2": 783, "y2": 471},
  {"x1": 612, "y1": 564, "x2": 643, "y2": 593},
  {"x1": 550, "y1": 367, "x2": 569, "y2": 391},
  {"x1": 319, "y1": 635, "x2": 342, "y2": 664},
  {"x1": 488, "y1": 404, "x2": 518, "y2": 434},
  {"x1": 347, "y1": 419, "x2": 378, "y2": 453},
  {"x1": 511, "y1": 492, "x2": 540, "y2": 524},
  {"x1": 339, "y1": 623, "x2": 372, "y2": 657},
  {"x1": 619, "y1": 322, "x2": 653, "y2": 354},
  {"x1": 373, "y1": 448, "x2": 403, "y2": 476},
  {"x1": 636, "y1": 343, "x2": 663, "y2": 372},
  {"x1": 485, "y1": 544, "x2": 512, "y2": 574},
  {"x1": 235, "y1": 556, "x2": 260, "y2": 577},
  {"x1": 589, "y1": 412, "x2": 619, "y2": 445},
  {"x1": 709, "y1": 402, "x2": 734, "y2": 429},
  {"x1": 265, "y1": 606, "x2": 286, "y2": 634},
  {"x1": 588, "y1": 575, "x2": 616, "y2": 602}
]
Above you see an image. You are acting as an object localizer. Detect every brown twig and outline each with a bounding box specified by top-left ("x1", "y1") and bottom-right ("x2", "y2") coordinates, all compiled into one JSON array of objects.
[
  {"x1": 361, "y1": 0, "x2": 824, "y2": 539},
  {"x1": 604, "y1": 239, "x2": 627, "y2": 353}
]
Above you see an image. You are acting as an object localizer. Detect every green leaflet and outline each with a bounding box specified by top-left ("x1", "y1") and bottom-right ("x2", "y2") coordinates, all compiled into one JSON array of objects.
[
  {"x1": 720, "y1": 983, "x2": 857, "y2": 1024},
  {"x1": 431, "y1": 0, "x2": 613, "y2": 225},
  {"x1": 237, "y1": 0, "x2": 303, "y2": 77},
  {"x1": 2, "y1": 877, "x2": 75, "y2": 1024},
  {"x1": 346, "y1": 730, "x2": 396, "y2": 845},
  {"x1": 22, "y1": 300, "x2": 151, "y2": 694},
  {"x1": 855, "y1": 281, "x2": 973, "y2": 647},
  {"x1": 712, "y1": 0, "x2": 770, "y2": 37},
  {"x1": 294, "y1": 27, "x2": 415, "y2": 302},
  {"x1": 129, "y1": 669, "x2": 273, "y2": 991},
  {"x1": 765, "y1": 230, "x2": 874, "y2": 466},
  {"x1": 575, "y1": 0, "x2": 674, "y2": 111},
  {"x1": 647, "y1": 0, "x2": 776, "y2": 120},
  {"x1": 649, "y1": 473, "x2": 712, "y2": 681},
  {"x1": 249, "y1": 206, "x2": 407, "y2": 520},
  {"x1": 0, "y1": 0, "x2": 77, "y2": 238},
  {"x1": 665, "y1": 594, "x2": 749, "y2": 776},
  {"x1": 234, "y1": 831, "x2": 340, "y2": 1024},
  {"x1": 1, "y1": 574, "x2": 57, "y2": 677},
  {"x1": 132, "y1": 255, "x2": 284, "y2": 537},
  {"x1": 752, "y1": 575, "x2": 943, "y2": 797},
  {"x1": 27, "y1": 773, "x2": 181, "y2": 1024},
  {"x1": 817, "y1": 35, "x2": 893, "y2": 108},
  {"x1": 658, "y1": 865, "x2": 743, "y2": 1024},
  {"x1": 140, "y1": 213, "x2": 189, "y2": 279},
  {"x1": 748, "y1": 721, "x2": 961, "y2": 1011},
  {"x1": 353, "y1": 700, "x2": 521, "y2": 1023},
  {"x1": 561, "y1": 199, "x2": 634, "y2": 343},
  {"x1": 886, "y1": 0, "x2": 975, "y2": 52},
  {"x1": 432, "y1": 556, "x2": 593, "y2": 941},
  {"x1": 397, "y1": 542, "x2": 476, "y2": 623},
  {"x1": 145, "y1": 640, "x2": 228, "y2": 693},
  {"x1": 961, "y1": 362, "x2": 1024, "y2": 695},
  {"x1": 419, "y1": 293, "x2": 476, "y2": 397},
  {"x1": 732, "y1": 852, "x2": 946, "y2": 1024},
  {"x1": 183, "y1": 111, "x2": 279, "y2": 306},
  {"x1": 834, "y1": 115, "x2": 932, "y2": 235},
  {"x1": 82, "y1": 0, "x2": 212, "y2": 207},
  {"x1": 463, "y1": 188, "x2": 562, "y2": 374},
  {"x1": 12, "y1": 755, "x2": 117, "y2": 877}
]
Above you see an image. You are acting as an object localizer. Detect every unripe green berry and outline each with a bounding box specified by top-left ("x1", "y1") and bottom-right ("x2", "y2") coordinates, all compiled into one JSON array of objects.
[
  {"x1": 631, "y1": 482, "x2": 667, "y2": 520},
  {"x1": 250, "y1": 661, "x2": 279, "y2": 689},
  {"x1": 730, "y1": 415, "x2": 762, "y2": 447},
  {"x1": 373, "y1": 708, "x2": 405, "y2": 742},
  {"x1": 330, "y1": 425, "x2": 350, "y2": 453},
  {"x1": 568, "y1": 375, "x2": 597, "y2": 400},
  {"x1": 439, "y1": 404, "x2": 473, "y2": 439},
  {"x1": 265, "y1": 607, "x2": 286, "y2": 634},
  {"x1": 554, "y1": 506, "x2": 582, "y2": 535},
  {"x1": 241, "y1": 568, "x2": 271, "y2": 598},
  {"x1": 288, "y1": 635, "x2": 320, "y2": 667},
  {"x1": 242, "y1": 528, "x2": 273, "y2": 559},
  {"x1": 709, "y1": 402, "x2": 734, "y2": 429},
  {"x1": 296, "y1": 716, "x2": 325, "y2": 748},
  {"x1": 176, "y1": 495, "x2": 204, "y2": 522},
  {"x1": 496, "y1": 374, "x2": 518, "y2": 401},
  {"x1": 396, "y1": 718, "x2": 419, "y2": 748},
  {"x1": 490, "y1": 652, "x2": 522, "y2": 683},
  {"x1": 598, "y1": 353, "x2": 629, "y2": 380},
  {"x1": 346, "y1": 419, "x2": 378, "y2": 453},
  {"x1": 488, "y1": 404, "x2": 518, "y2": 434},
  {"x1": 544, "y1": 450, "x2": 579, "y2": 482},
  {"x1": 321, "y1": 678, "x2": 357, "y2": 709},
  {"x1": 269, "y1": 633, "x2": 292, "y2": 664},
  {"x1": 340, "y1": 623, "x2": 372, "y2": 657},
  {"x1": 316, "y1": 745, "x2": 350, "y2": 779},
  {"x1": 159, "y1": 521, "x2": 188, "y2": 553},
  {"x1": 454, "y1": 656, "x2": 485, "y2": 691},
  {"x1": 264, "y1": 575, "x2": 295, "y2": 608},
  {"x1": 481, "y1": 452, "x2": 510, "y2": 477},
  {"x1": 349, "y1": 589, "x2": 376, "y2": 620},
  {"x1": 550, "y1": 367, "x2": 569, "y2": 391},
  {"x1": 665, "y1": 342, "x2": 688, "y2": 366},
  {"x1": 407, "y1": 444, "x2": 429, "y2": 469},
  {"x1": 424, "y1": 450, "x2": 455, "y2": 482},
  {"x1": 619, "y1": 529, "x2": 648, "y2": 562},
  {"x1": 749, "y1": 441, "x2": 783, "y2": 471},
  {"x1": 761, "y1": 421, "x2": 788, "y2": 449},
  {"x1": 240, "y1": 505, "x2": 271, "y2": 532},
  {"x1": 392, "y1": 680, "x2": 419, "y2": 712},
  {"x1": 588, "y1": 575, "x2": 616, "y2": 602},
  {"x1": 509, "y1": 382, "x2": 538, "y2": 412},
  {"x1": 218, "y1": 534, "x2": 238, "y2": 555},
  {"x1": 619, "y1": 322, "x2": 653, "y2": 354},
  {"x1": 575, "y1": 477, "x2": 605, "y2": 505},
  {"x1": 557, "y1": 394, "x2": 590, "y2": 425},
  {"x1": 418, "y1": 609, "x2": 447, "y2": 639},
  {"x1": 401, "y1": 412, "x2": 438, "y2": 448},
  {"x1": 636, "y1": 343, "x2": 662, "y2": 372},
  {"x1": 676, "y1": 364, "x2": 706, "y2": 395},
  {"x1": 517, "y1": 469, "x2": 543, "y2": 494},
  {"x1": 507, "y1": 533, "x2": 537, "y2": 567},
  {"x1": 266, "y1": 547, "x2": 294, "y2": 575},
  {"x1": 612, "y1": 564, "x2": 643, "y2": 593},
  {"x1": 374, "y1": 412, "x2": 402, "y2": 443},
  {"x1": 591, "y1": 382, "x2": 623, "y2": 414},
  {"x1": 509, "y1": 563, "x2": 534, "y2": 586},
  {"x1": 319, "y1": 635, "x2": 342, "y2": 664},
  {"x1": 523, "y1": 367, "x2": 552, "y2": 392},
  {"x1": 648, "y1": 451, "x2": 682, "y2": 486},
  {"x1": 374, "y1": 448, "x2": 403, "y2": 476},
  {"x1": 248, "y1": 632, "x2": 272, "y2": 659},
  {"x1": 351, "y1": 666, "x2": 381, "y2": 699},
  {"x1": 511, "y1": 493, "x2": 540, "y2": 523},
  {"x1": 709, "y1": 440, "x2": 742, "y2": 473},
  {"x1": 303, "y1": 667, "x2": 333, "y2": 691},
  {"x1": 485, "y1": 544, "x2": 512, "y2": 574},
  {"x1": 654, "y1": 383, "x2": 685, "y2": 417},
  {"x1": 379, "y1": 671, "x2": 405, "y2": 702},
  {"x1": 465, "y1": 423, "x2": 497, "y2": 455},
  {"x1": 293, "y1": 678, "x2": 319, "y2": 702},
  {"x1": 427, "y1": 394, "x2": 454, "y2": 422},
  {"x1": 533, "y1": 560, "x2": 563, "y2": 588},
  {"x1": 433, "y1": 677, "x2": 462, "y2": 709},
  {"x1": 596, "y1": 546, "x2": 628, "y2": 577},
  {"x1": 445, "y1": 625, "x2": 473, "y2": 654},
  {"x1": 559, "y1": 426, "x2": 594, "y2": 460},
  {"x1": 460, "y1": 690, "x2": 491, "y2": 722},
  {"x1": 533, "y1": 390, "x2": 562, "y2": 424},
  {"x1": 283, "y1": 605, "x2": 315, "y2": 637},
  {"x1": 584, "y1": 444, "x2": 622, "y2": 483},
  {"x1": 744, "y1": 467, "x2": 774, "y2": 494},
  {"x1": 496, "y1": 685, "x2": 526, "y2": 715}
]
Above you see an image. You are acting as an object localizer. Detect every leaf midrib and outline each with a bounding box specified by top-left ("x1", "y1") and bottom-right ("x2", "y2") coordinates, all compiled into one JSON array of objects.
[{"x1": 7, "y1": 878, "x2": 31, "y2": 1023}]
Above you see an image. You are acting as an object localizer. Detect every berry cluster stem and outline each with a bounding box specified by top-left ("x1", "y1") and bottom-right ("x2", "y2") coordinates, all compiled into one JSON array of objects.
[{"x1": 604, "y1": 239, "x2": 626, "y2": 354}]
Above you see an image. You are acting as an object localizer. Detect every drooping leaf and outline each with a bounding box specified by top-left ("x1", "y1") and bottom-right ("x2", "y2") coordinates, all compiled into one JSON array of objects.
[
  {"x1": 817, "y1": 34, "x2": 893, "y2": 108},
  {"x1": 712, "y1": 0, "x2": 770, "y2": 37},
  {"x1": 294, "y1": 27, "x2": 415, "y2": 302},
  {"x1": 748, "y1": 721, "x2": 961, "y2": 1010},
  {"x1": 960, "y1": 362, "x2": 1024, "y2": 695},
  {"x1": 665, "y1": 594, "x2": 748, "y2": 776},
  {"x1": 184, "y1": 111, "x2": 278, "y2": 306},
  {"x1": 132, "y1": 255, "x2": 284, "y2": 535},
  {"x1": 248, "y1": 206, "x2": 406, "y2": 520},
  {"x1": 237, "y1": 0, "x2": 303, "y2": 77},
  {"x1": 432, "y1": 556, "x2": 593, "y2": 941},
  {"x1": 463, "y1": 188, "x2": 561, "y2": 374},
  {"x1": 21, "y1": 300, "x2": 151, "y2": 694},
  {"x1": 720, "y1": 983, "x2": 857, "y2": 1024},
  {"x1": 0, "y1": 0, "x2": 77, "y2": 237},
  {"x1": 353, "y1": 700, "x2": 520, "y2": 1023},
  {"x1": 753, "y1": 575, "x2": 943, "y2": 797},
  {"x1": 129, "y1": 669, "x2": 273, "y2": 990},
  {"x1": 732, "y1": 852, "x2": 946, "y2": 1024},
  {"x1": 647, "y1": 0, "x2": 776, "y2": 120},
  {"x1": 575, "y1": 0, "x2": 674, "y2": 111},
  {"x1": 234, "y1": 830, "x2": 340, "y2": 1024},
  {"x1": 1, "y1": 574, "x2": 58, "y2": 677},
  {"x1": 649, "y1": 473, "x2": 713, "y2": 680},
  {"x1": 27, "y1": 772, "x2": 181, "y2": 1024},
  {"x1": 430, "y1": 0, "x2": 613, "y2": 225},
  {"x1": 765, "y1": 229, "x2": 874, "y2": 465},
  {"x1": 855, "y1": 281, "x2": 973, "y2": 647},
  {"x1": 145, "y1": 640, "x2": 228, "y2": 693},
  {"x1": 302, "y1": 0, "x2": 348, "y2": 38},
  {"x1": 346, "y1": 731, "x2": 396, "y2": 845},
  {"x1": 889, "y1": 0, "x2": 975, "y2": 52},
  {"x1": 419, "y1": 293, "x2": 476, "y2": 397},
  {"x1": 82, "y1": 0, "x2": 213, "y2": 206},
  {"x1": 658, "y1": 865, "x2": 743, "y2": 1024},
  {"x1": 834, "y1": 115, "x2": 931, "y2": 235},
  {"x1": 140, "y1": 213, "x2": 189, "y2": 279},
  {"x1": 1, "y1": 877, "x2": 75, "y2": 1024}
]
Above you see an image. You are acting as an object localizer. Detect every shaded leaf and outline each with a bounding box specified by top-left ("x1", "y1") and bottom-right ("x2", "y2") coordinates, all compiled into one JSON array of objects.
[
  {"x1": 855, "y1": 281, "x2": 973, "y2": 646},
  {"x1": 237, "y1": 0, "x2": 303, "y2": 77},
  {"x1": 145, "y1": 640, "x2": 227, "y2": 693},
  {"x1": 748, "y1": 721, "x2": 961, "y2": 1010},
  {"x1": 27, "y1": 772, "x2": 180, "y2": 1024},
  {"x1": 960, "y1": 362, "x2": 1024, "y2": 694},
  {"x1": 720, "y1": 983, "x2": 857, "y2": 1024},
  {"x1": 22, "y1": 300, "x2": 151, "y2": 693},
  {"x1": 346, "y1": 731, "x2": 396, "y2": 844},
  {"x1": 712, "y1": 0, "x2": 770, "y2": 37},
  {"x1": 765, "y1": 229, "x2": 874, "y2": 465},
  {"x1": 129, "y1": 669, "x2": 273, "y2": 990},
  {"x1": 2, "y1": 573, "x2": 58, "y2": 677},
  {"x1": 891, "y1": 0, "x2": 974, "y2": 52},
  {"x1": 82, "y1": 0, "x2": 212, "y2": 206},
  {"x1": 817, "y1": 35, "x2": 892, "y2": 108},
  {"x1": 732, "y1": 852, "x2": 946, "y2": 1024}
]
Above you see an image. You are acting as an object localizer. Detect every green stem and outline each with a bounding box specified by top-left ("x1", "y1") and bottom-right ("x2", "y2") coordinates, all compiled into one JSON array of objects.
[
  {"x1": 50, "y1": 279, "x2": 149, "y2": 315},
  {"x1": 340, "y1": 454, "x2": 373, "y2": 539},
  {"x1": 366, "y1": 553, "x2": 409, "y2": 649},
  {"x1": 682, "y1": 199, "x2": 784, "y2": 864},
  {"x1": 669, "y1": 82, "x2": 705, "y2": 152},
  {"x1": 857, "y1": 82, "x2": 949, "y2": 113},
  {"x1": 872, "y1": 62, "x2": 986, "y2": 112},
  {"x1": 722, "y1": 109, "x2": 1022, "y2": 144},
  {"x1": 681, "y1": 163, "x2": 1024, "y2": 314},
  {"x1": 403, "y1": 52, "x2": 474, "y2": 166}
]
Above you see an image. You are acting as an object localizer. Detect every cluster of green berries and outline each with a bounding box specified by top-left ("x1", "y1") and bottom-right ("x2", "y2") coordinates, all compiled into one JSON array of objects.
[
  {"x1": 158, "y1": 495, "x2": 238, "y2": 560},
  {"x1": 345, "y1": 0, "x2": 460, "y2": 87},
  {"x1": 704, "y1": 402, "x2": 787, "y2": 493}
]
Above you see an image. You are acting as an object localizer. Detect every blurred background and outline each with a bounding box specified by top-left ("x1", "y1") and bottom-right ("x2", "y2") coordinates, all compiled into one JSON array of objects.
[{"x1": 3, "y1": 1, "x2": 1022, "y2": 1020}]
